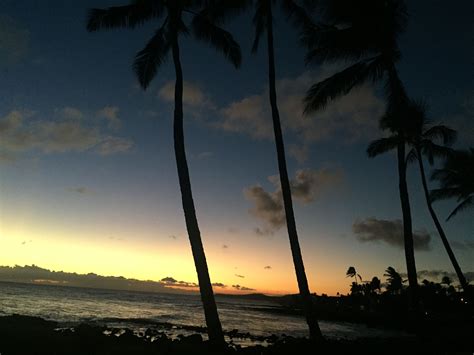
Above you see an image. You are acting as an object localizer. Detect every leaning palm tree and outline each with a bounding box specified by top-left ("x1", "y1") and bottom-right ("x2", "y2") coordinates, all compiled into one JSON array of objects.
[
  {"x1": 431, "y1": 148, "x2": 474, "y2": 220},
  {"x1": 346, "y1": 266, "x2": 362, "y2": 285},
  {"x1": 251, "y1": 0, "x2": 323, "y2": 340},
  {"x1": 368, "y1": 101, "x2": 470, "y2": 294},
  {"x1": 384, "y1": 266, "x2": 404, "y2": 295},
  {"x1": 405, "y1": 105, "x2": 470, "y2": 294},
  {"x1": 87, "y1": 0, "x2": 242, "y2": 346},
  {"x1": 302, "y1": 0, "x2": 421, "y2": 311}
]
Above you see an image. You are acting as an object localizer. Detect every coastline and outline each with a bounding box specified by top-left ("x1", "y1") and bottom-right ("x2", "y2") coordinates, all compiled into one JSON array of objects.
[{"x1": 0, "y1": 314, "x2": 473, "y2": 355}]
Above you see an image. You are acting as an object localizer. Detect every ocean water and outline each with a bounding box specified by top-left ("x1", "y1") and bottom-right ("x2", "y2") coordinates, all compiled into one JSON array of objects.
[{"x1": 0, "y1": 281, "x2": 407, "y2": 345}]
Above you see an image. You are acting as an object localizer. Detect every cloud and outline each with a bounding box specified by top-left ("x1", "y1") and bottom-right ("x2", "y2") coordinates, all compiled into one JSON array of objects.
[
  {"x1": 0, "y1": 265, "x2": 203, "y2": 294},
  {"x1": 245, "y1": 168, "x2": 343, "y2": 234},
  {"x1": 222, "y1": 244, "x2": 229, "y2": 249},
  {"x1": 168, "y1": 235, "x2": 178, "y2": 240},
  {"x1": 66, "y1": 187, "x2": 90, "y2": 194},
  {"x1": 288, "y1": 144, "x2": 310, "y2": 164},
  {"x1": 352, "y1": 217, "x2": 432, "y2": 251},
  {"x1": 159, "y1": 81, "x2": 214, "y2": 109},
  {"x1": 264, "y1": 265, "x2": 272, "y2": 270},
  {"x1": 97, "y1": 106, "x2": 121, "y2": 130},
  {"x1": 235, "y1": 274, "x2": 245, "y2": 278},
  {"x1": 196, "y1": 151, "x2": 214, "y2": 160},
  {"x1": 232, "y1": 284, "x2": 255, "y2": 291},
  {"x1": 0, "y1": 109, "x2": 133, "y2": 161},
  {"x1": 450, "y1": 240, "x2": 474, "y2": 250},
  {"x1": 217, "y1": 95, "x2": 271, "y2": 139},
  {"x1": 0, "y1": 15, "x2": 30, "y2": 66},
  {"x1": 161, "y1": 276, "x2": 177, "y2": 283},
  {"x1": 96, "y1": 136, "x2": 134, "y2": 155},
  {"x1": 55, "y1": 107, "x2": 84, "y2": 121},
  {"x1": 212, "y1": 282, "x2": 227, "y2": 288},
  {"x1": 160, "y1": 276, "x2": 198, "y2": 288},
  {"x1": 216, "y1": 70, "x2": 385, "y2": 148}
]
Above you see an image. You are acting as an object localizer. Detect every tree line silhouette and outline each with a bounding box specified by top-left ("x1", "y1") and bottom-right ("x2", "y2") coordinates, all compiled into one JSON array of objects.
[{"x1": 86, "y1": 0, "x2": 473, "y2": 348}]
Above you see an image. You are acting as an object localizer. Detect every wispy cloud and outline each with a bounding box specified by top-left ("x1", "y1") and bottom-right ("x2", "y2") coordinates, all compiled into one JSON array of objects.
[
  {"x1": 97, "y1": 106, "x2": 121, "y2": 130},
  {"x1": 0, "y1": 109, "x2": 133, "y2": 162}
]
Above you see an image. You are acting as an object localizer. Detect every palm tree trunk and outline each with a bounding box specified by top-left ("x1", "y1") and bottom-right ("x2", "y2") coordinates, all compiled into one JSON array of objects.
[
  {"x1": 397, "y1": 141, "x2": 420, "y2": 311},
  {"x1": 416, "y1": 148, "x2": 469, "y2": 292},
  {"x1": 171, "y1": 34, "x2": 225, "y2": 347},
  {"x1": 265, "y1": 2, "x2": 323, "y2": 341}
]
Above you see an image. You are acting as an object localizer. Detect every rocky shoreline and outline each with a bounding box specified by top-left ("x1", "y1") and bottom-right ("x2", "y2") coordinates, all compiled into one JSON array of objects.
[{"x1": 0, "y1": 314, "x2": 473, "y2": 354}]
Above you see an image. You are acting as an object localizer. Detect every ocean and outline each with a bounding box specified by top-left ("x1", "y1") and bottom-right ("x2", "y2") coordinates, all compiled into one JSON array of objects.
[{"x1": 0, "y1": 281, "x2": 407, "y2": 345}]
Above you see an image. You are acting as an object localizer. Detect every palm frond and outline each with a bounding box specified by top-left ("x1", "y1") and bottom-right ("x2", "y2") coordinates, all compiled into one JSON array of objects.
[
  {"x1": 281, "y1": 0, "x2": 314, "y2": 31},
  {"x1": 367, "y1": 136, "x2": 399, "y2": 158},
  {"x1": 406, "y1": 147, "x2": 418, "y2": 164},
  {"x1": 199, "y1": 0, "x2": 252, "y2": 24},
  {"x1": 447, "y1": 196, "x2": 473, "y2": 221},
  {"x1": 421, "y1": 141, "x2": 454, "y2": 165},
  {"x1": 423, "y1": 125, "x2": 457, "y2": 146},
  {"x1": 133, "y1": 24, "x2": 171, "y2": 89},
  {"x1": 430, "y1": 187, "x2": 463, "y2": 202},
  {"x1": 87, "y1": 0, "x2": 163, "y2": 32},
  {"x1": 192, "y1": 14, "x2": 241, "y2": 68},
  {"x1": 303, "y1": 56, "x2": 384, "y2": 113}
]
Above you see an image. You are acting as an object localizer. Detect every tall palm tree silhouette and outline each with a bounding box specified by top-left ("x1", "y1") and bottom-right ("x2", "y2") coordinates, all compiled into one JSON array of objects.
[
  {"x1": 87, "y1": 0, "x2": 242, "y2": 346},
  {"x1": 368, "y1": 100, "x2": 470, "y2": 294},
  {"x1": 346, "y1": 266, "x2": 362, "y2": 285},
  {"x1": 431, "y1": 148, "x2": 474, "y2": 221},
  {"x1": 250, "y1": 0, "x2": 323, "y2": 340},
  {"x1": 302, "y1": 0, "x2": 421, "y2": 311},
  {"x1": 384, "y1": 266, "x2": 404, "y2": 295}
]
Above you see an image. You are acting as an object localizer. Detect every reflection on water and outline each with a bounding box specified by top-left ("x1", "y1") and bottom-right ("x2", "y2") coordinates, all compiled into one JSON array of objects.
[{"x1": 0, "y1": 281, "x2": 408, "y2": 343}]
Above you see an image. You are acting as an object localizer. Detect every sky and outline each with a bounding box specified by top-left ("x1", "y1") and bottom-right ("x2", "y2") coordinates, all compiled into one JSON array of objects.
[{"x1": 0, "y1": 0, "x2": 473, "y2": 296}]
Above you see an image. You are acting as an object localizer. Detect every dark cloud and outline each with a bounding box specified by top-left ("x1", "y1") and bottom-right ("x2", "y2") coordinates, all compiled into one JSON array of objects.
[
  {"x1": 254, "y1": 227, "x2": 274, "y2": 237},
  {"x1": 0, "y1": 265, "x2": 202, "y2": 294},
  {"x1": 450, "y1": 240, "x2": 474, "y2": 250},
  {"x1": 353, "y1": 218, "x2": 432, "y2": 251},
  {"x1": 67, "y1": 187, "x2": 89, "y2": 194},
  {"x1": 232, "y1": 284, "x2": 255, "y2": 291},
  {"x1": 212, "y1": 282, "x2": 227, "y2": 288},
  {"x1": 264, "y1": 266, "x2": 272, "y2": 270},
  {"x1": 245, "y1": 168, "x2": 343, "y2": 234},
  {"x1": 222, "y1": 244, "x2": 229, "y2": 249},
  {"x1": 160, "y1": 276, "x2": 177, "y2": 283},
  {"x1": 168, "y1": 235, "x2": 178, "y2": 240},
  {"x1": 235, "y1": 274, "x2": 245, "y2": 278}
]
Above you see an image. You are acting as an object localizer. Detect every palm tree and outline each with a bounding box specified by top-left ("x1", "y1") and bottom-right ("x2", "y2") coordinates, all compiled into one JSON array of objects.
[
  {"x1": 302, "y1": 0, "x2": 421, "y2": 311},
  {"x1": 384, "y1": 266, "x2": 403, "y2": 295},
  {"x1": 368, "y1": 101, "x2": 470, "y2": 294},
  {"x1": 251, "y1": 0, "x2": 323, "y2": 340},
  {"x1": 431, "y1": 148, "x2": 474, "y2": 220},
  {"x1": 406, "y1": 105, "x2": 470, "y2": 294},
  {"x1": 87, "y1": 0, "x2": 242, "y2": 346},
  {"x1": 346, "y1": 266, "x2": 362, "y2": 285}
]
